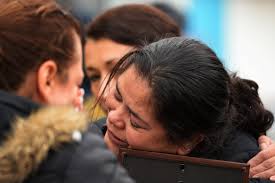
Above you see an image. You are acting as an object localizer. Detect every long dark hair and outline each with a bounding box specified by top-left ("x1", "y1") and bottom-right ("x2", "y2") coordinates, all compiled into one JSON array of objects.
[{"x1": 103, "y1": 37, "x2": 273, "y2": 153}]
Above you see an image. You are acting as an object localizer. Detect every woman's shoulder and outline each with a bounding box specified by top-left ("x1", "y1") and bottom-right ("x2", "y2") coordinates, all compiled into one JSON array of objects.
[
  {"x1": 0, "y1": 106, "x2": 87, "y2": 182},
  {"x1": 30, "y1": 126, "x2": 131, "y2": 183},
  {"x1": 0, "y1": 106, "x2": 132, "y2": 183}
]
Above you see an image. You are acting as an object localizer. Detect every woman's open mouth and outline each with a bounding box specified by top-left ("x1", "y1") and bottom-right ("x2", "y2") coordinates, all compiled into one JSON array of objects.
[{"x1": 107, "y1": 130, "x2": 128, "y2": 147}]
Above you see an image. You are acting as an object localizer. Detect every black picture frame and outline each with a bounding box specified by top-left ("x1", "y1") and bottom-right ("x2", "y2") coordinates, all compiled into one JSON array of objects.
[{"x1": 119, "y1": 148, "x2": 249, "y2": 183}]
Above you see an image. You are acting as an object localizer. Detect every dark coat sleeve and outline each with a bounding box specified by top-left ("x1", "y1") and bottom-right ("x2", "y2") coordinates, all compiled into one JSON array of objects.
[
  {"x1": 249, "y1": 179, "x2": 275, "y2": 183},
  {"x1": 221, "y1": 131, "x2": 260, "y2": 163}
]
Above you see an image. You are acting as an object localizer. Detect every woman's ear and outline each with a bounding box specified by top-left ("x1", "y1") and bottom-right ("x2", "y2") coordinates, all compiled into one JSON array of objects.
[
  {"x1": 176, "y1": 134, "x2": 204, "y2": 155},
  {"x1": 176, "y1": 144, "x2": 193, "y2": 155},
  {"x1": 36, "y1": 60, "x2": 58, "y2": 103}
]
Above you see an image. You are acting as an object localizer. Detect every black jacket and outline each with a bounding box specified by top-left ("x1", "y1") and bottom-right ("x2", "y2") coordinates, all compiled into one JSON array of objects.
[
  {"x1": 92, "y1": 118, "x2": 274, "y2": 183},
  {"x1": 0, "y1": 90, "x2": 134, "y2": 183}
]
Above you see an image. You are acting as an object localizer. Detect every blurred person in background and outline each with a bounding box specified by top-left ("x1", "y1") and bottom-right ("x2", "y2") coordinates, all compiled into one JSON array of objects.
[
  {"x1": 0, "y1": 0, "x2": 134, "y2": 182},
  {"x1": 84, "y1": 4, "x2": 181, "y2": 121}
]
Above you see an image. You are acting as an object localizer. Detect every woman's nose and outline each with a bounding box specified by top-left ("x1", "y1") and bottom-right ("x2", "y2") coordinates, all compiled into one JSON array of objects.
[{"x1": 108, "y1": 109, "x2": 126, "y2": 129}]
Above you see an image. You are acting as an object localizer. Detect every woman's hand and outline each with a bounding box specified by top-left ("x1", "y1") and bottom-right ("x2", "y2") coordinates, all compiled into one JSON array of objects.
[{"x1": 248, "y1": 135, "x2": 275, "y2": 181}]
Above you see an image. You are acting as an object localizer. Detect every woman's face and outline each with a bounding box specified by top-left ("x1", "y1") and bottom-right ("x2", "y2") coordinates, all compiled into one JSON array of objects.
[
  {"x1": 104, "y1": 65, "x2": 182, "y2": 156},
  {"x1": 85, "y1": 38, "x2": 133, "y2": 99}
]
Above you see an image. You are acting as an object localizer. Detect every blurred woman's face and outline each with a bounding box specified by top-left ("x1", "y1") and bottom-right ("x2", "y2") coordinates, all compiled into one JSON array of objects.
[
  {"x1": 47, "y1": 33, "x2": 84, "y2": 107},
  {"x1": 103, "y1": 65, "x2": 181, "y2": 156},
  {"x1": 85, "y1": 38, "x2": 133, "y2": 100},
  {"x1": 16, "y1": 32, "x2": 84, "y2": 109}
]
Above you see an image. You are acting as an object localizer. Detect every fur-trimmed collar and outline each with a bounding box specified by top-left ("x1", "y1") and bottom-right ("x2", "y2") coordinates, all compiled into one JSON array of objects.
[{"x1": 0, "y1": 106, "x2": 90, "y2": 183}]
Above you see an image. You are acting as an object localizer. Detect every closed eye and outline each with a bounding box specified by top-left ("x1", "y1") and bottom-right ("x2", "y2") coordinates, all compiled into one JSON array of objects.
[{"x1": 89, "y1": 74, "x2": 100, "y2": 82}]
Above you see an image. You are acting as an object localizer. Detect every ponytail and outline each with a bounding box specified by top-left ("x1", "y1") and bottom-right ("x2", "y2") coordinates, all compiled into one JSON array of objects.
[{"x1": 229, "y1": 75, "x2": 274, "y2": 138}]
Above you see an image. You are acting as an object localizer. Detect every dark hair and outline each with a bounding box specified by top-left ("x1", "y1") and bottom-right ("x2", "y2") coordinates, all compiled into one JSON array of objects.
[
  {"x1": 229, "y1": 75, "x2": 273, "y2": 138},
  {"x1": 0, "y1": 0, "x2": 81, "y2": 92},
  {"x1": 105, "y1": 37, "x2": 273, "y2": 153},
  {"x1": 151, "y1": 2, "x2": 185, "y2": 31},
  {"x1": 86, "y1": 4, "x2": 180, "y2": 47}
]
